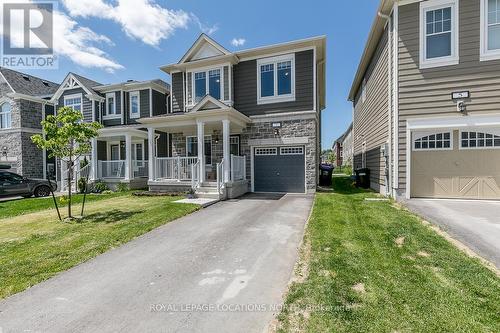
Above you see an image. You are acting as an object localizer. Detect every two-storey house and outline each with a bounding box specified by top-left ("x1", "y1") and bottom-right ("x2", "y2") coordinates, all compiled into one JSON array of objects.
[
  {"x1": 139, "y1": 34, "x2": 326, "y2": 198},
  {"x1": 350, "y1": 0, "x2": 500, "y2": 200},
  {"x1": 0, "y1": 67, "x2": 58, "y2": 178},
  {"x1": 50, "y1": 73, "x2": 170, "y2": 191}
]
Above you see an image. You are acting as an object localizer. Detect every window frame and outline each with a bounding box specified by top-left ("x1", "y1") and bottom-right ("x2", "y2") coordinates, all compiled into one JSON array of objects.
[
  {"x1": 480, "y1": 0, "x2": 500, "y2": 61},
  {"x1": 280, "y1": 147, "x2": 304, "y2": 155},
  {"x1": 129, "y1": 91, "x2": 140, "y2": 119},
  {"x1": 255, "y1": 147, "x2": 277, "y2": 156},
  {"x1": 419, "y1": 0, "x2": 459, "y2": 69},
  {"x1": 104, "y1": 93, "x2": 119, "y2": 119},
  {"x1": 256, "y1": 53, "x2": 296, "y2": 105},
  {"x1": 63, "y1": 93, "x2": 83, "y2": 113},
  {"x1": 412, "y1": 131, "x2": 454, "y2": 151},
  {"x1": 230, "y1": 135, "x2": 240, "y2": 156},
  {"x1": 0, "y1": 102, "x2": 12, "y2": 129},
  {"x1": 191, "y1": 66, "x2": 224, "y2": 105},
  {"x1": 459, "y1": 129, "x2": 500, "y2": 150},
  {"x1": 186, "y1": 135, "x2": 213, "y2": 165}
]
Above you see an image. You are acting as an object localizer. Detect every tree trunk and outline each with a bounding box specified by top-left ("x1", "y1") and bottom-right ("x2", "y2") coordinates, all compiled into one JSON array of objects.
[{"x1": 67, "y1": 159, "x2": 72, "y2": 218}]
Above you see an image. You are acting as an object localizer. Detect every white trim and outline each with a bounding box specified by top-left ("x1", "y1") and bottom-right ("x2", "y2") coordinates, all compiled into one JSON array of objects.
[
  {"x1": 129, "y1": 91, "x2": 141, "y2": 119},
  {"x1": 392, "y1": 4, "x2": 400, "y2": 191},
  {"x1": 419, "y1": 0, "x2": 459, "y2": 69},
  {"x1": 104, "y1": 93, "x2": 119, "y2": 119},
  {"x1": 280, "y1": 147, "x2": 304, "y2": 155},
  {"x1": 121, "y1": 90, "x2": 125, "y2": 125},
  {"x1": 256, "y1": 53, "x2": 296, "y2": 105},
  {"x1": 50, "y1": 73, "x2": 95, "y2": 103},
  {"x1": 255, "y1": 147, "x2": 278, "y2": 156},
  {"x1": 407, "y1": 113, "x2": 500, "y2": 130},
  {"x1": 190, "y1": 66, "x2": 224, "y2": 106},
  {"x1": 0, "y1": 101, "x2": 12, "y2": 129},
  {"x1": 412, "y1": 130, "x2": 453, "y2": 151},
  {"x1": 480, "y1": 0, "x2": 500, "y2": 61},
  {"x1": 405, "y1": 127, "x2": 411, "y2": 199}
]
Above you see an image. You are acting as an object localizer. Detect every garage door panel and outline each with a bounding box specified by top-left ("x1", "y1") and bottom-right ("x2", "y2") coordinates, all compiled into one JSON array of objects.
[{"x1": 254, "y1": 146, "x2": 305, "y2": 193}]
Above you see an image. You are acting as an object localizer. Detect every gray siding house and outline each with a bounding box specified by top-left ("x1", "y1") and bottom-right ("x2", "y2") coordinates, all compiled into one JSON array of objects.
[
  {"x1": 141, "y1": 34, "x2": 326, "y2": 198},
  {"x1": 0, "y1": 68, "x2": 58, "y2": 178},
  {"x1": 350, "y1": 0, "x2": 500, "y2": 200},
  {"x1": 50, "y1": 73, "x2": 170, "y2": 191}
]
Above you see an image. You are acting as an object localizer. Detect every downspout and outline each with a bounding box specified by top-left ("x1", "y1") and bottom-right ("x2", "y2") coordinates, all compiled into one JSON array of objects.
[{"x1": 378, "y1": 10, "x2": 393, "y2": 197}]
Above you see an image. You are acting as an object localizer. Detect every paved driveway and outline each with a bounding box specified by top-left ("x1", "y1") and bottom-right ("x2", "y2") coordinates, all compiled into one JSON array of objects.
[
  {"x1": 0, "y1": 193, "x2": 313, "y2": 333},
  {"x1": 406, "y1": 199, "x2": 500, "y2": 268}
]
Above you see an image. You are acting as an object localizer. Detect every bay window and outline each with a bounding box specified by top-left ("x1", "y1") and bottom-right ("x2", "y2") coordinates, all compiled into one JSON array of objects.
[
  {"x1": 257, "y1": 54, "x2": 295, "y2": 104},
  {"x1": 420, "y1": 0, "x2": 459, "y2": 69},
  {"x1": 481, "y1": 0, "x2": 500, "y2": 60}
]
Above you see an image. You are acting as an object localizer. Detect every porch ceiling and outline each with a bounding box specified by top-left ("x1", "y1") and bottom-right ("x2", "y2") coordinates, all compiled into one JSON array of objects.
[{"x1": 98, "y1": 127, "x2": 148, "y2": 139}]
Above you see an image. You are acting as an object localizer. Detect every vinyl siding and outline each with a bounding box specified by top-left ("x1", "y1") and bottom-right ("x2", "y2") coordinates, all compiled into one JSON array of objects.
[
  {"x1": 171, "y1": 73, "x2": 184, "y2": 113},
  {"x1": 58, "y1": 88, "x2": 93, "y2": 122},
  {"x1": 152, "y1": 90, "x2": 167, "y2": 116},
  {"x1": 103, "y1": 91, "x2": 122, "y2": 127},
  {"x1": 233, "y1": 50, "x2": 314, "y2": 117},
  {"x1": 353, "y1": 27, "x2": 390, "y2": 188},
  {"x1": 223, "y1": 66, "x2": 229, "y2": 101},
  {"x1": 397, "y1": 0, "x2": 500, "y2": 190}
]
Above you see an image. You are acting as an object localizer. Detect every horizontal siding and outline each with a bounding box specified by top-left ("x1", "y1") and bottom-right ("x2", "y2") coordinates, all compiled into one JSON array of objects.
[
  {"x1": 171, "y1": 73, "x2": 184, "y2": 113},
  {"x1": 233, "y1": 50, "x2": 314, "y2": 117},
  {"x1": 152, "y1": 90, "x2": 167, "y2": 116},
  {"x1": 58, "y1": 88, "x2": 93, "y2": 123},
  {"x1": 353, "y1": 26, "x2": 390, "y2": 188},
  {"x1": 397, "y1": 0, "x2": 500, "y2": 189}
]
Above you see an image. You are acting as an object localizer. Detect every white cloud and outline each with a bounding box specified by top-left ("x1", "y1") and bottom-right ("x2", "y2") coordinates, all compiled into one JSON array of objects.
[
  {"x1": 231, "y1": 38, "x2": 246, "y2": 47},
  {"x1": 61, "y1": 0, "x2": 192, "y2": 47},
  {"x1": 0, "y1": 0, "x2": 123, "y2": 72},
  {"x1": 190, "y1": 14, "x2": 218, "y2": 35}
]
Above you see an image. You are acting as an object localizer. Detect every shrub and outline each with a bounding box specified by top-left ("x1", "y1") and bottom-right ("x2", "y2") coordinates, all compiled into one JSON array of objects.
[
  {"x1": 116, "y1": 183, "x2": 129, "y2": 192},
  {"x1": 92, "y1": 180, "x2": 109, "y2": 193},
  {"x1": 77, "y1": 177, "x2": 87, "y2": 194}
]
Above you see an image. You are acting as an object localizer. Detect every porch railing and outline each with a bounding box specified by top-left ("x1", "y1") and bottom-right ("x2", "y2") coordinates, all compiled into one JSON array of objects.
[
  {"x1": 191, "y1": 160, "x2": 200, "y2": 189},
  {"x1": 133, "y1": 160, "x2": 149, "y2": 178},
  {"x1": 216, "y1": 159, "x2": 224, "y2": 195},
  {"x1": 155, "y1": 157, "x2": 198, "y2": 181},
  {"x1": 98, "y1": 160, "x2": 125, "y2": 179},
  {"x1": 231, "y1": 155, "x2": 246, "y2": 181}
]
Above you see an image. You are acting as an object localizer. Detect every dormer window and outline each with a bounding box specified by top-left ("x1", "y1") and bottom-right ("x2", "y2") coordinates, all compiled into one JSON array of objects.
[
  {"x1": 194, "y1": 68, "x2": 221, "y2": 103},
  {"x1": 257, "y1": 54, "x2": 295, "y2": 105}
]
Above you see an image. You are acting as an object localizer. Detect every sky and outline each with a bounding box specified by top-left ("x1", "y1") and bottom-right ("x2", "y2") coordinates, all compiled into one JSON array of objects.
[{"x1": 1, "y1": 0, "x2": 379, "y2": 149}]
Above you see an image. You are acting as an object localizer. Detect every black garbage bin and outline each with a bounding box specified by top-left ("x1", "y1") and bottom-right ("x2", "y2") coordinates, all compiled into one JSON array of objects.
[
  {"x1": 319, "y1": 164, "x2": 334, "y2": 186},
  {"x1": 355, "y1": 168, "x2": 370, "y2": 189}
]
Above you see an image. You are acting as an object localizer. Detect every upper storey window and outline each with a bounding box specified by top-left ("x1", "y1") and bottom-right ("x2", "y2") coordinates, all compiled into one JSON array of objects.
[
  {"x1": 64, "y1": 94, "x2": 82, "y2": 112},
  {"x1": 481, "y1": 0, "x2": 500, "y2": 60},
  {"x1": 0, "y1": 103, "x2": 12, "y2": 129},
  {"x1": 420, "y1": 0, "x2": 459, "y2": 69},
  {"x1": 257, "y1": 54, "x2": 295, "y2": 105},
  {"x1": 194, "y1": 68, "x2": 221, "y2": 103},
  {"x1": 104, "y1": 93, "x2": 120, "y2": 118}
]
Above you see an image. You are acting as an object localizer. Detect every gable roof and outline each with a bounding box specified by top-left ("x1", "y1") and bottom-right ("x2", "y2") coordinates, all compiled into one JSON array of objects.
[
  {"x1": 190, "y1": 95, "x2": 230, "y2": 112},
  {"x1": 50, "y1": 73, "x2": 104, "y2": 103},
  {"x1": 0, "y1": 67, "x2": 59, "y2": 97},
  {"x1": 179, "y1": 33, "x2": 232, "y2": 64},
  {"x1": 348, "y1": 0, "x2": 395, "y2": 101}
]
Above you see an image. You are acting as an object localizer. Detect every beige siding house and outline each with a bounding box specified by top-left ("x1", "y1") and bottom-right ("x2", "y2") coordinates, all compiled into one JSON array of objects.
[{"x1": 350, "y1": 0, "x2": 500, "y2": 200}]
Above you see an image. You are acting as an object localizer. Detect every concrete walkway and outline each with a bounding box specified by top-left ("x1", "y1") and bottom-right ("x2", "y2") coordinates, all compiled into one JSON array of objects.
[
  {"x1": 406, "y1": 199, "x2": 500, "y2": 268},
  {"x1": 0, "y1": 193, "x2": 313, "y2": 333}
]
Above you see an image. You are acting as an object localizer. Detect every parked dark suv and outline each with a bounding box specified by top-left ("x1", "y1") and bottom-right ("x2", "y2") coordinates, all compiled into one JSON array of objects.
[{"x1": 0, "y1": 170, "x2": 56, "y2": 198}]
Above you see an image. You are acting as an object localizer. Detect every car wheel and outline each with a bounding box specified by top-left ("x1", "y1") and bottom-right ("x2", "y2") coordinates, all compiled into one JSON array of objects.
[{"x1": 34, "y1": 185, "x2": 51, "y2": 198}]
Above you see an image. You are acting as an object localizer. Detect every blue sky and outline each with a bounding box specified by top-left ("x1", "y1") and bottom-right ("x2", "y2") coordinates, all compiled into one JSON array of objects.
[{"x1": 14, "y1": 0, "x2": 379, "y2": 149}]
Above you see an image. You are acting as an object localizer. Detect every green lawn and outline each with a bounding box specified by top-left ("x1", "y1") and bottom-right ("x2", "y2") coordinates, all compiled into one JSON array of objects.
[
  {"x1": 0, "y1": 191, "x2": 129, "y2": 219},
  {"x1": 0, "y1": 194, "x2": 199, "y2": 299},
  {"x1": 278, "y1": 176, "x2": 500, "y2": 333}
]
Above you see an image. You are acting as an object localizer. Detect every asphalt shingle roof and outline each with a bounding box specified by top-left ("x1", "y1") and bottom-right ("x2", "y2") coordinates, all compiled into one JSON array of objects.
[{"x1": 0, "y1": 67, "x2": 59, "y2": 96}]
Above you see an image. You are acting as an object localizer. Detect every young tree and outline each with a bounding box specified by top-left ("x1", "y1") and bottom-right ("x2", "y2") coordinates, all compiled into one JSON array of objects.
[{"x1": 32, "y1": 107, "x2": 102, "y2": 219}]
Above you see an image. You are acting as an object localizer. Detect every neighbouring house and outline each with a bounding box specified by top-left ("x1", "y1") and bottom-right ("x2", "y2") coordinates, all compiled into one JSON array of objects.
[
  {"x1": 49, "y1": 73, "x2": 170, "y2": 191},
  {"x1": 349, "y1": 0, "x2": 500, "y2": 200},
  {"x1": 139, "y1": 34, "x2": 326, "y2": 198},
  {"x1": 0, "y1": 67, "x2": 58, "y2": 178},
  {"x1": 332, "y1": 137, "x2": 343, "y2": 167},
  {"x1": 341, "y1": 123, "x2": 353, "y2": 167}
]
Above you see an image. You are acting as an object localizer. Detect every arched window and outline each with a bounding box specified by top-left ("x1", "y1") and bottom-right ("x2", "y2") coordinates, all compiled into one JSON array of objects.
[
  {"x1": 0, "y1": 103, "x2": 12, "y2": 129},
  {"x1": 461, "y1": 131, "x2": 500, "y2": 148},
  {"x1": 413, "y1": 132, "x2": 452, "y2": 150}
]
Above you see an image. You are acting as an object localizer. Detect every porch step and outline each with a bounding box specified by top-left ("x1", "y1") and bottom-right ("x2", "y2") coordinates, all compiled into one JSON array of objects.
[
  {"x1": 196, "y1": 185, "x2": 221, "y2": 199},
  {"x1": 196, "y1": 192, "x2": 221, "y2": 199},
  {"x1": 200, "y1": 182, "x2": 218, "y2": 188}
]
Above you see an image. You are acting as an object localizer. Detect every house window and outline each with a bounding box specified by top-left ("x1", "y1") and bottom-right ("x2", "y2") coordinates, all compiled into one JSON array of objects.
[
  {"x1": 132, "y1": 143, "x2": 144, "y2": 166},
  {"x1": 129, "y1": 91, "x2": 140, "y2": 119},
  {"x1": 280, "y1": 147, "x2": 304, "y2": 155},
  {"x1": 461, "y1": 131, "x2": 500, "y2": 149},
  {"x1": 64, "y1": 94, "x2": 82, "y2": 112},
  {"x1": 105, "y1": 93, "x2": 118, "y2": 117},
  {"x1": 257, "y1": 54, "x2": 295, "y2": 104},
  {"x1": 186, "y1": 136, "x2": 212, "y2": 165},
  {"x1": 481, "y1": 0, "x2": 500, "y2": 60},
  {"x1": 413, "y1": 132, "x2": 452, "y2": 150},
  {"x1": 420, "y1": 0, "x2": 459, "y2": 68},
  {"x1": 230, "y1": 136, "x2": 240, "y2": 156},
  {"x1": 193, "y1": 68, "x2": 222, "y2": 103},
  {"x1": 255, "y1": 147, "x2": 277, "y2": 156},
  {"x1": 0, "y1": 103, "x2": 12, "y2": 129}
]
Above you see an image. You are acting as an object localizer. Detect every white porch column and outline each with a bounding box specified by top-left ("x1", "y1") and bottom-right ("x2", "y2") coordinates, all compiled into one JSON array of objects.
[
  {"x1": 197, "y1": 121, "x2": 205, "y2": 183},
  {"x1": 125, "y1": 134, "x2": 133, "y2": 180},
  {"x1": 90, "y1": 138, "x2": 98, "y2": 181},
  {"x1": 148, "y1": 128, "x2": 155, "y2": 181},
  {"x1": 222, "y1": 119, "x2": 230, "y2": 183}
]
